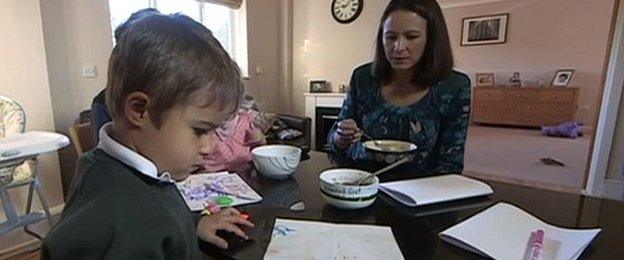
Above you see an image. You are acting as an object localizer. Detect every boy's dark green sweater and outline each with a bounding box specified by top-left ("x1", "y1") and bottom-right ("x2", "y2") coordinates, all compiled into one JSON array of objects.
[{"x1": 42, "y1": 149, "x2": 200, "y2": 259}]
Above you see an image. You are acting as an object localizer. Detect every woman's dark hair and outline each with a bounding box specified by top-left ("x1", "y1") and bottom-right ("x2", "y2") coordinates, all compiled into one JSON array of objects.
[{"x1": 372, "y1": 0, "x2": 454, "y2": 86}]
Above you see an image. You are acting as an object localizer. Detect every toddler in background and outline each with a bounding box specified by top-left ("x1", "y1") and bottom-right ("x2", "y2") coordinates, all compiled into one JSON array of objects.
[{"x1": 203, "y1": 94, "x2": 275, "y2": 172}]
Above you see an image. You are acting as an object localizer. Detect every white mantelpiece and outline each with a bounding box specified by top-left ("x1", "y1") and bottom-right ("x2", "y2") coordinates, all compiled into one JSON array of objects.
[{"x1": 304, "y1": 92, "x2": 346, "y2": 150}]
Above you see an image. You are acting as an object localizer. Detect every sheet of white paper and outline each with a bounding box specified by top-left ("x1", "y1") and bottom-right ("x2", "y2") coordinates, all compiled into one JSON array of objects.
[
  {"x1": 264, "y1": 218, "x2": 404, "y2": 260},
  {"x1": 379, "y1": 174, "x2": 493, "y2": 206},
  {"x1": 440, "y1": 203, "x2": 601, "y2": 260}
]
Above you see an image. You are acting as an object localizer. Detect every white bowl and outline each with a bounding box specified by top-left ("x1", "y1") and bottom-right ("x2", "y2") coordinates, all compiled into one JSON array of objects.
[
  {"x1": 318, "y1": 168, "x2": 379, "y2": 210},
  {"x1": 252, "y1": 145, "x2": 302, "y2": 179}
]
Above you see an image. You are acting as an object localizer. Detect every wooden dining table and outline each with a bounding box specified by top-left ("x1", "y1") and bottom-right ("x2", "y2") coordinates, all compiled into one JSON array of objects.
[{"x1": 200, "y1": 152, "x2": 623, "y2": 259}]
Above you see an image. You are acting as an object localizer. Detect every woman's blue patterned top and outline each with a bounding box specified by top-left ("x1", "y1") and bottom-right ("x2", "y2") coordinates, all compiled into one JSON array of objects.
[{"x1": 328, "y1": 63, "x2": 471, "y2": 174}]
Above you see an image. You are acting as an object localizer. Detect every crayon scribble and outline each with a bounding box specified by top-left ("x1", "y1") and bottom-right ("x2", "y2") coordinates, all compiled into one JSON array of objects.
[{"x1": 273, "y1": 225, "x2": 297, "y2": 237}]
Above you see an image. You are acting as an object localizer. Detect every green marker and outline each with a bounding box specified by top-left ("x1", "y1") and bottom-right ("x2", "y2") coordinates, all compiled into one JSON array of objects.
[{"x1": 216, "y1": 196, "x2": 234, "y2": 206}]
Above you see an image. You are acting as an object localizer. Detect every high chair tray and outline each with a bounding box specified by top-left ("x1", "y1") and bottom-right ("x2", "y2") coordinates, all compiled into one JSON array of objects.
[{"x1": 0, "y1": 131, "x2": 70, "y2": 162}]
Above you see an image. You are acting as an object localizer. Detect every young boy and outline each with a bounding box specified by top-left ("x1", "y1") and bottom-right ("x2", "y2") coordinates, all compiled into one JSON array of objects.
[{"x1": 42, "y1": 13, "x2": 253, "y2": 259}]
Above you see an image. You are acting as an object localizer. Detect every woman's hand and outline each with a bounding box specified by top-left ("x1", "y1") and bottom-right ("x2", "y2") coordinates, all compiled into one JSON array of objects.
[
  {"x1": 332, "y1": 119, "x2": 361, "y2": 150},
  {"x1": 196, "y1": 207, "x2": 255, "y2": 249}
]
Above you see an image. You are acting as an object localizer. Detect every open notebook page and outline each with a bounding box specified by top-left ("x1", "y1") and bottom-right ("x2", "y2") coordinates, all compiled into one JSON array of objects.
[{"x1": 440, "y1": 202, "x2": 601, "y2": 260}]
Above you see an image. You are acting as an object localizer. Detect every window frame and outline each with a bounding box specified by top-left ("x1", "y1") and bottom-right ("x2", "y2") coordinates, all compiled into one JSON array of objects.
[{"x1": 108, "y1": 0, "x2": 249, "y2": 76}]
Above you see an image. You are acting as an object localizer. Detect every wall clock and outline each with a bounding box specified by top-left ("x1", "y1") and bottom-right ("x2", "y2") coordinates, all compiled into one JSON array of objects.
[{"x1": 331, "y1": 0, "x2": 363, "y2": 24}]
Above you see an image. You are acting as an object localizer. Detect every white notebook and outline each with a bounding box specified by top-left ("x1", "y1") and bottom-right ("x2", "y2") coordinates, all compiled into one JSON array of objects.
[
  {"x1": 379, "y1": 174, "x2": 493, "y2": 207},
  {"x1": 264, "y1": 218, "x2": 404, "y2": 260},
  {"x1": 440, "y1": 203, "x2": 601, "y2": 260},
  {"x1": 176, "y1": 172, "x2": 262, "y2": 211}
]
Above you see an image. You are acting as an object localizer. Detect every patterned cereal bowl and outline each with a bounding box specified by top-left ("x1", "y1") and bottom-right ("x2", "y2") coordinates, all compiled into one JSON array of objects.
[
  {"x1": 363, "y1": 140, "x2": 417, "y2": 164},
  {"x1": 318, "y1": 168, "x2": 379, "y2": 210},
  {"x1": 252, "y1": 145, "x2": 302, "y2": 179}
]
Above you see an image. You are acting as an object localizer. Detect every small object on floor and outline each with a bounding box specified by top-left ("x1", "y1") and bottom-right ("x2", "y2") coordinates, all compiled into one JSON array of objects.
[
  {"x1": 541, "y1": 121, "x2": 583, "y2": 139},
  {"x1": 289, "y1": 201, "x2": 305, "y2": 212},
  {"x1": 540, "y1": 157, "x2": 566, "y2": 167}
]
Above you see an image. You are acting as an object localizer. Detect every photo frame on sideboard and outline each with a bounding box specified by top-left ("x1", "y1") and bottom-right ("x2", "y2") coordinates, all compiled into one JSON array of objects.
[
  {"x1": 475, "y1": 73, "x2": 495, "y2": 87},
  {"x1": 551, "y1": 69, "x2": 575, "y2": 87}
]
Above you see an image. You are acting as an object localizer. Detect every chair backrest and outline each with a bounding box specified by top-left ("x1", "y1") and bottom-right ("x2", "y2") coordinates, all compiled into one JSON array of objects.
[
  {"x1": 0, "y1": 95, "x2": 26, "y2": 138},
  {"x1": 68, "y1": 123, "x2": 95, "y2": 156}
]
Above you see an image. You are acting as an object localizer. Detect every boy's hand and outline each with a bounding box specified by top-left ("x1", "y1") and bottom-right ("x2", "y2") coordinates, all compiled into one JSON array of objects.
[{"x1": 197, "y1": 207, "x2": 255, "y2": 249}]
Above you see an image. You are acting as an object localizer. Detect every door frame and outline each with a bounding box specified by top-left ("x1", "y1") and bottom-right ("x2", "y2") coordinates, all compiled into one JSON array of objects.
[{"x1": 585, "y1": 0, "x2": 624, "y2": 197}]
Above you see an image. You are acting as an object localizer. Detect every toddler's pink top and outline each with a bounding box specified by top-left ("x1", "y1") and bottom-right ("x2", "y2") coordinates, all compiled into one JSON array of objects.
[{"x1": 202, "y1": 110, "x2": 262, "y2": 172}]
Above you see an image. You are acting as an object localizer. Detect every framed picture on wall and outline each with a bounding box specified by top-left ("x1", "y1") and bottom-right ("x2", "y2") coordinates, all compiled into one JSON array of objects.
[
  {"x1": 551, "y1": 69, "x2": 575, "y2": 87},
  {"x1": 461, "y1": 13, "x2": 509, "y2": 46},
  {"x1": 475, "y1": 73, "x2": 495, "y2": 87}
]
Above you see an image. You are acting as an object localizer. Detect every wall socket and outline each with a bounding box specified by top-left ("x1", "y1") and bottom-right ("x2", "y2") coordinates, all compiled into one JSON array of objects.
[{"x1": 82, "y1": 65, "x2": 97, "y2": 78}]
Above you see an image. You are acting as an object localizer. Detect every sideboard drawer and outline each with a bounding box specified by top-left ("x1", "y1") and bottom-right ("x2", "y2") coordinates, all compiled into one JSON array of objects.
[
  {"x1": 501, "y1": 102, "x2": 521, "y2": 113},
  {"x1": 513, "y1": 114, "x2": 541, "y2": 126},
  {"x1": 539, "y1": 90, "x2": 576, "y2": 103},
  {"x1": 540, "y1": 114, "x2": 575, "y2": 125},
  {"x1": 539, "y1": 103, "x2": 575, "y2": 115},
  {"x1": 518, "y1": 103, "x2": 540, "y2": 113},
  {"x1": 474, "y1": 89, "x2": 505, "y2": 101},
  {"x1": 472, "y1": 86, "x2": 578, "y2": 127},
  {"x1": 505, "y1": 89, "x2": 539, "y2": 101},
  {"x1": 473, "y1": 102, "x2": 501, "y2": 113},
  {"x1": 473, "y1": 113, "x2": 514, "y2": 124}
]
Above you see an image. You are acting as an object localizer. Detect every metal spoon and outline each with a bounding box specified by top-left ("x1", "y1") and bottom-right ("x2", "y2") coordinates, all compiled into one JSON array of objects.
[
  {"x1": 359, "y1": 131, "x2": 382, "y2": 147},
  {"x1": 352, "y1": 156, "x2": 412, "y2": 185}
]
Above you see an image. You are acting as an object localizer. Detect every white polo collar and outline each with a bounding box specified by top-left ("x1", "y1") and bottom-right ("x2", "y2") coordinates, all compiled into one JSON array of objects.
[{"x1": 97, "y1": 122, "x2": 173, "y2": 183}]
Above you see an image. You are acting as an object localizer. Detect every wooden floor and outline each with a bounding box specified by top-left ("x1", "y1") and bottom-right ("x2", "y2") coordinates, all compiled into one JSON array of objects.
[
  {"x1": 0, "y1": 214, "x2": 59, "y2": 260},
  {"x1": 465, "y1": 125, "x2": 590, "y2": 191},
  {"x1": 1, "y1": 249, "x2": 40, "y2": 260}
]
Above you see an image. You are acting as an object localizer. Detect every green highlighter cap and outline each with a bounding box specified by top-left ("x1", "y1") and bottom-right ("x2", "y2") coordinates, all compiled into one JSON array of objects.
[{"x1": 216, "y1": 196, "x2": 234, "y2": 206}]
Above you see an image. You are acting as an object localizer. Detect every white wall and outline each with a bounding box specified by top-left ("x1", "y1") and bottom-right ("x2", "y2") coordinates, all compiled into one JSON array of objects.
[
  {"x1": 39, "y1": 0, "x2": 114, "y2": 201},
  {"x1": 0, "y1": 0, "x2": 63, "y2": 218},
  {"x1": 40, "y1": 0, "x2": 113, "y2": 136},
  {"x1": 445, "y1": 0, "x2": 615, "y2": 126},
  {"x1": 292, "y1": 0, "x2": 389, "y2": 116},
  {"x1": 244, "y1": 0, "x2": 282, "y2": 113},
  {"x1": 291, "y1": 0, "x2": 615, "y2": 125}
]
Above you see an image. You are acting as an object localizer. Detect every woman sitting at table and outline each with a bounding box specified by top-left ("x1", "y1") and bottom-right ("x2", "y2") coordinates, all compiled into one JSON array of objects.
[{"x1": 328, "y1": 0, "x2": 471, "y2": 175}]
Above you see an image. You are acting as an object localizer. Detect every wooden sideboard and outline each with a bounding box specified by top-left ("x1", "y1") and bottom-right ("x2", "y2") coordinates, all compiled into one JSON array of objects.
[{"x1": 472, "y1": 86, "x2": 579, "y2": 127}]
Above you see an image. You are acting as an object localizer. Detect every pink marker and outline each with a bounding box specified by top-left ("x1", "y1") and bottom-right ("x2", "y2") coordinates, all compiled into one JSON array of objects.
[{"x1": 530, "y1": 229, "x2": 545, "y2": 260}]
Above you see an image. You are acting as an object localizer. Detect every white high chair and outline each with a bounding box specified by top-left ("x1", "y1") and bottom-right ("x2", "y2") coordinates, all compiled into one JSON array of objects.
[{"x1": 0, "y1": 95, "x2": 69, "y2": 235}]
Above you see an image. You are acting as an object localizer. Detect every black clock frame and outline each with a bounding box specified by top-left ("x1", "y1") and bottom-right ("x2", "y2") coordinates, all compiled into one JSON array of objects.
[{"x1": 331, "y1": 0, "x2": 363, "y2": 24}]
